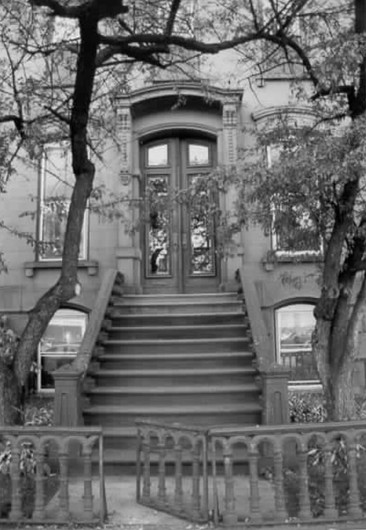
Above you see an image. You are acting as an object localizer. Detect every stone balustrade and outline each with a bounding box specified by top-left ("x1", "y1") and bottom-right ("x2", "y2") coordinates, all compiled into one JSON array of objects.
[
  {"x1": 0, "y1": 426, "x2": 106, "y2": 524},
  {"x1": 137, "y1": 419, "x2": 366, "y2": 529},
  {"x1": 136, "y1": 419, "x2": 209, "y2": 522}
]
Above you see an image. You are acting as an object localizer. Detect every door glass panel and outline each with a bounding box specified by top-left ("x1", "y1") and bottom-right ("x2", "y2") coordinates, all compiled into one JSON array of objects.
[
  {"x1": 147, "y1": 144, "x2": 168, "y2": 166},
  {"x1": 146, "y1": 176, "x2": 170, "y2": 276},
  {"x1": 189, "y1": 175, "x2": 215, "y2": 275},
  {"x1": 188, "y1": 144, "x2": 209, "y2": 166}
]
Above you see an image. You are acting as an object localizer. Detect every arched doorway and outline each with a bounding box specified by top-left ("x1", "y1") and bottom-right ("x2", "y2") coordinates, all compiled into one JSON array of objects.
[{"x1": 141, "y1": 135, "x2": 220, "y2": 293}]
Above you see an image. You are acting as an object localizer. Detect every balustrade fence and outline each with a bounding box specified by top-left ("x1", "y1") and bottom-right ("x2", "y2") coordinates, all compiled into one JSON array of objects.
[
  {"x1": 0, "y1": 426, "x2": 106, "y2": 524},
  {"x1": 136, "y1": 419, "x2": 209, "y2": 522},
  {"x1": 137, "y1": 419, "x2": 366, "y2": 528}
]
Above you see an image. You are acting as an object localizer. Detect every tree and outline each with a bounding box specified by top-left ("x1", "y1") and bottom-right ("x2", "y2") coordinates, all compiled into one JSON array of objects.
[{"x1": 232, "y1": 0, "x2": 366, "y2": 420}]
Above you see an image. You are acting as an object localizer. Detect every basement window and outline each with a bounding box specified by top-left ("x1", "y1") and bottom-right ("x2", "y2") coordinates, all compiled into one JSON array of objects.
[
  {"x1": 275, "y1": 303, "x2": 319, "y2": 387},
  {"x1": 37, "y1": 309, "x2": 87, "y2": 392}
]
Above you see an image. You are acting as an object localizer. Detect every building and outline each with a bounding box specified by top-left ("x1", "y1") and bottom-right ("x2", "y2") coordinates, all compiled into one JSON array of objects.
[{"x1": 1, "y1": 1, "x2": 365, "y2": 411}]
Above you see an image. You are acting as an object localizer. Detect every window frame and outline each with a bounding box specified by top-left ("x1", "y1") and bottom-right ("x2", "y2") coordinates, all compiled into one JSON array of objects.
[
  {"x1": 275, "y1": 302, "x2": 321, "y2": 389},
  {"x1": 38, "y1": 143, "x2": 89, "y2": 262},
  {"x1": 37, "y1": 308, "x2": 88, "y2": 393},
  {"x1": 267, "y1": 145, "x2": 322, "y2": 258}
]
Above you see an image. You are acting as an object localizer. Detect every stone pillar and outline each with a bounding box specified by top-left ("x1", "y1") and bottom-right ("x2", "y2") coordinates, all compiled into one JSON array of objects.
[
  {"x1": 114, "y1": 96, "x2": 141, "y2": 289},
  {"x1": 221, "y1": 96, "x2": 244, "y2": 289},
  {"x1": 53, "y1": 366, "x2": 83, "y2": 427},
  {"x1": 262, "y1": 366, "x2": 290, "y2": 425}
]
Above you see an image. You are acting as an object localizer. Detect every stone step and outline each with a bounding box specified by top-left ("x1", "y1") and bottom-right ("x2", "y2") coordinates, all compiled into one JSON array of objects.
[
  {"x1": 87, "y1": 383, "x2": 260, "y2": 406},
  {"x1": 107, "y1": 324, "x2": 246, "y2": 340},
  {"x1": 118, "y1": 293, "x2": 239, "y2": 304},
  {"x1": 111, "y1": 312, "x2": 247, "y2": 327},
  {"x1": 113, "y1": 300, "x2": 242, "y2": 315},
  {"x1": 84, "y1": 403, "x2": 262, "y2": 427},
  {"x1": 102, "y1": 337, "x2": 251, "y2": 355},
  {"x1": 96, "y1": 350, "x2": 254, "y2": 370},
  {"x1": 90, "y1": 366, "x2": 258, "y2": 387}
]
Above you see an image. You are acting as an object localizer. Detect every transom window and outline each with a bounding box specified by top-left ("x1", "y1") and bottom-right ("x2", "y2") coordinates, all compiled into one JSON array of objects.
[
  {"x1": 275, "y1": 303, "x2": 319, "y2": 385},
  {"x1": 39, "y1": 143, "x2": 88, "y2": 260},
  {"x1": 38, "y1": 309, "x2": 87, "y2": 392}
]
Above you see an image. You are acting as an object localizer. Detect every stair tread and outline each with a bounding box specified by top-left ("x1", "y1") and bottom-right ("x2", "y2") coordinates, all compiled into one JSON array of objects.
[
  {"x1": 84, "y1": 403, "x2": 262, "y2": 413},
  {"x1": 92, "y1": 366, "x2": 257, "y2": 375},
  {"x1": 110, "y1": 324, "x2": 244, "y2": 331},
  {"x1": 88, "y1": 383, "x2": 259, "y2": 395},
  {"x1": 98, "y1": 351, "x2": 253, "y2": 360},
  {"x1": 103, "y1": 337, "x2": 249, "y2": 344},
  {"x1": 112, "y1": 311, "x2": 244, "y2": 319}
]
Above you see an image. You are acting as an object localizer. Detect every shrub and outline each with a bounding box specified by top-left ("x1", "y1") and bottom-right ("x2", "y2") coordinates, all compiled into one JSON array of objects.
[{"x1": 289, "y1": 391, "x2": 327, "y2": 423}]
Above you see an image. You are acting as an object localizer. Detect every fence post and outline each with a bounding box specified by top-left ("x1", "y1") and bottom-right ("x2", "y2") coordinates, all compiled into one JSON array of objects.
[
  {"x1": 262, "y1": 366, "x2": 290, "y2": 425},
  {"x1": 53, "y1": 366, "x2": 83, "y2": 426}
]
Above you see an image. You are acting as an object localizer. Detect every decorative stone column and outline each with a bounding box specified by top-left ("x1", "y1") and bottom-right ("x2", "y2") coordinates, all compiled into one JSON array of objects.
[
  {"x1": 220, "y1": 93, "x2": 244, "y2": 288},
  {"x1": 262, "y1": 366, "x2": 290, "y2": 425},
  {"x1": 115, "y1": 96, "x2": 141, "y2": 289}
]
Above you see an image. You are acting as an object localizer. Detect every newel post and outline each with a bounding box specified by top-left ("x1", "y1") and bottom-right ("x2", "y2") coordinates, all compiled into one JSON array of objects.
[
  {"x1": 53, "y1": 365, "x2": 83, "y2": 426},
  {"x1": 262, "y1": 366, "x2": 290, "y2": 425}
]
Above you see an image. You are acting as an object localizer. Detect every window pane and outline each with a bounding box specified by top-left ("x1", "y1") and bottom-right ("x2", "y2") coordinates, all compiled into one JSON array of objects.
[
  {"x1": 147, "y1": 144, "x2": 168, "y2": 166},
  {"x1": 276, "y1": 304, "x2": 318, "y2": 382},
  {"x1": 38, "y1": 309, "x2": 87, "y2": 391},
  {"x1": 188, "y1": 144, "x2": 209, "y2": 166},
  {"x1": 189, "y1": 175, "x2": 215, "y2": 275},
  {"x1": 39, "y1": 143, "x2": 88, "y2": 260},
  {"x1": 274, "y1": 205, "x2": 321, "y2": 252},
  {"x1": 146, "y1": 176, "x2": 171, "y2": 276}
]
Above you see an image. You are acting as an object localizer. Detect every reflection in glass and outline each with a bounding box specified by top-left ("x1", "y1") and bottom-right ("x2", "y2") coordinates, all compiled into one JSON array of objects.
[
  {"x1": 189, "y1": 175, "x2": 215, "y2": 275},
  {"x1": 146, "y1": 176, "x2": 170, "y2": 276},
  {"x1": 276, "y1": 304, "x2": 318, "y2": 382},
  {"x1": 38, "y1": 309, "x2": 87, "y2": 390},
  {"x1": 188, "y1": 144, "x2": 209, "y2": 166},
  {"x1": 147, "y1": 144, "x2": 168, "y2": 167}
]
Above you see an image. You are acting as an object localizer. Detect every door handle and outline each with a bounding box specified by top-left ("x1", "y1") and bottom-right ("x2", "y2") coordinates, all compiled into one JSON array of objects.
[
  {"x1": 182, "y1": 233, "x2": 188, "y2": 249},
  {"x1": 172, "y1": 232, "x2": 179, "y2": 250}
]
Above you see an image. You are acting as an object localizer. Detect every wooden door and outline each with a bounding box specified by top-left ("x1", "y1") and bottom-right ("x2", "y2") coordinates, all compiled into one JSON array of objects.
[{"x1": 141, "y1": 136, "x2": 219, "y2": 293}]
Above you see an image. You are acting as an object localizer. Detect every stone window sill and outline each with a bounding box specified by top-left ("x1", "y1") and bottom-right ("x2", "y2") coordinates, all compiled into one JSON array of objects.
[
  {"x1": 263, "y1": 251, "x2": 323, "y2": 271},
  {"x1": 24, "y1": 260, "x2": 99, "y2": 277}
]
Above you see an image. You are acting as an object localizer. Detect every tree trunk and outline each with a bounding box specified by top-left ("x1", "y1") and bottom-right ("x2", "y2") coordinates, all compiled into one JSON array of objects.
[{"x1": 0, "y1": 361, "x2": 22, "y2": 425}]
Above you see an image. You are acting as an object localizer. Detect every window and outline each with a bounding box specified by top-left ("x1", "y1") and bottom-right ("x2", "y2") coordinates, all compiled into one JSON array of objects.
[
  {"x1": 267, "y1": 145, "x2": 321, "y2": 255},
  {"x1": 38, "y1": 309, "x2": 87, "y2": 391},
  {"x1": 275, "y1": 304, "x2": 319, "y2": 384},
  {"x1": 39, "y1": 143, "x2": 88, "y2": 260}
]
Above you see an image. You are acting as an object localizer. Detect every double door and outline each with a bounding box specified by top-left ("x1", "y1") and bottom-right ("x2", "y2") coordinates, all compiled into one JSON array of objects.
[{"x1": 141, "y1": 136, "x2": 219, "y2": 293}]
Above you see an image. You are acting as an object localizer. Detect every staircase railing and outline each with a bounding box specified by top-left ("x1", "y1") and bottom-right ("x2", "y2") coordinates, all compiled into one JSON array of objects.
[
  {"x1": 136, "y1": 419, "x2": 210, "y2": 523},
  {"x1": 54, "y1": 269, "x2": 124, "y2": 427},
  {"x1": 238, "y1": 265, "x2": 290, "y2": 425},
  {"x1": 137, "y1": 419, "x2": 366, "y2": 529}
]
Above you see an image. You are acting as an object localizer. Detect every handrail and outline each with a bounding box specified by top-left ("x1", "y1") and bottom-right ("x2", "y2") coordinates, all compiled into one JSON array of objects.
[
  {"x1": 239, "y1": 265, "x2": 290, "y2": 424},
  {"x1": 54, "y1": 268, "x2": 123, "y2": 426},
  {"x1": 72, "y1": 268, "x2": 124, "y2": 377},
  {"x1": 239, "y1": 265, "x2": 273, "y2": 370}
]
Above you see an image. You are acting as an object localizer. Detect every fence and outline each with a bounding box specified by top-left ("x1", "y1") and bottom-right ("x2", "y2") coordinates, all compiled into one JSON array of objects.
[
  {"x1": 136, "y1": 419, "x2": 209, "y2": 522},
  {"x1": 137, "y1": 419, "x2": 366, "y2": 529},
  {"x1": 0, "y1": 426, "x2": 106, "y2": 524}
]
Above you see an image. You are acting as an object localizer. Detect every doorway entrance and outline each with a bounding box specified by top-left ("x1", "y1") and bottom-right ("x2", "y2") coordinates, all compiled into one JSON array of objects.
[{"x1": 141, "y1": 136, "x2": 220, "y2": 294}]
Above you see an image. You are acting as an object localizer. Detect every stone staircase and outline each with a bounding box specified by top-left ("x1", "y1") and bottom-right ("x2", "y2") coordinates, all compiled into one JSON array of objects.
[{"x1": 83, "y1": 293, "x2": 262, "y2": 472}]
